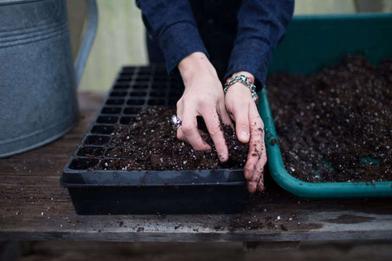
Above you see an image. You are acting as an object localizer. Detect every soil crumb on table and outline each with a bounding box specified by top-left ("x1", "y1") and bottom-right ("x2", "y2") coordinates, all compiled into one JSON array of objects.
[
  {"x1": 268, "y1": 56, "x2": 392, "y2": 182},
  {"x1": 101, "y1": 107, "x2": 248, "y2": 170}
]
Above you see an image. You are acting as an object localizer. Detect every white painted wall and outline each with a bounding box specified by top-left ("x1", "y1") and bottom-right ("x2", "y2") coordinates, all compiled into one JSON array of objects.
[{"x1": 79, "y1": 0, "x2": 147, "y2": 92}]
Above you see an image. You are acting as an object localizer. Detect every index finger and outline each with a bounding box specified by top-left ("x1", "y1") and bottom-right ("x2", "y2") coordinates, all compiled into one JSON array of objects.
[
  {"x1": 201, "y1": 109, "x2": 228, "y2": 162},
  {"x1": 177, "y1": 107, "x2": 211, "y2": 151}
]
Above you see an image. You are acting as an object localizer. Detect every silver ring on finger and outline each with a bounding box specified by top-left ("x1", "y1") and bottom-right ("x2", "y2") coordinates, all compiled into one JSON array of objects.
[{"x1": 170, "y1": 115, "x2": 182, "y2": 129}]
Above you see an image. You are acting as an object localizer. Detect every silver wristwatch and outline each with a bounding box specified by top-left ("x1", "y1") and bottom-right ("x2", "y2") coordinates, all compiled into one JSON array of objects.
[{"x1": 223, "y1": 74, "x2": 258, "y2": 101}]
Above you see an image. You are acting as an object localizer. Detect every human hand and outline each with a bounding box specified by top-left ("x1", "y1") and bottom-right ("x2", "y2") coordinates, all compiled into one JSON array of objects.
[
  {"x1": 176, "y1": 52, "x2": 232, "y2": 161},
  {"x1": 224, "y1": 72, "x2": 267, "y2": 193}
]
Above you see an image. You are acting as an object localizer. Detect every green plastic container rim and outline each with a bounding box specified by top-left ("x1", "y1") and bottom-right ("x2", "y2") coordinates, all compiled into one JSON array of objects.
[{"x1": 258, "y1": 88, "x2": 392, "y2": 198}]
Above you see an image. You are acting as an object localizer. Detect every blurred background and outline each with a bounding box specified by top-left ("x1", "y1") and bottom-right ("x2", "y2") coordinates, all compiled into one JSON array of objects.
[{"x1": 67, "y1": 0, "x2": 392, "y2": 92}]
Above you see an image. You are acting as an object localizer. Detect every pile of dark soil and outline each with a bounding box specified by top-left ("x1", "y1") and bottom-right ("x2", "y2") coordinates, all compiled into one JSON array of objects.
[
  {"x1": 100, "y1": 107, "x2": 248, "y2": 170},
  {"x1": 268, "y1": 56, "x2": 392, "y2": 182}
]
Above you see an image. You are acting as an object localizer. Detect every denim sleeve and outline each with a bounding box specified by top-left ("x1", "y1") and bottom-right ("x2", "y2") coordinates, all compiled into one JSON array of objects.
[
  {"x1": 136, "y1": 0, "x2": 208, "y2": 73},
  {"x1": 225, "y1": 0, "x2": 294, "y2": 87}
]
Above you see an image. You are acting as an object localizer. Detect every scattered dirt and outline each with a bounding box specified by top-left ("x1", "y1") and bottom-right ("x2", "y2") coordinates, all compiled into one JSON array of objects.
[
  {"x1": 226, "y1": 184, "x2": 324, "y2": 232},
  {"x1": 99, "y1": 107, "x2": 248, "y2": 170},
  {"x1": 268, "y1": 56, "x2": 392, "y2": 182}
]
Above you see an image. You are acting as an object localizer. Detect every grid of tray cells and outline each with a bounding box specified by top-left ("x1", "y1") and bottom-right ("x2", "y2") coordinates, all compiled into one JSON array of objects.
[{"x1": 68, "y1": 66, "x2": 183, "y2": 171}]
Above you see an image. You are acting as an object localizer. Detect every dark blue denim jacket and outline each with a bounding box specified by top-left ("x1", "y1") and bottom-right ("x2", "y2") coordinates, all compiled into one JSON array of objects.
[{"x1": 136, "y1": 0, "x2": 294, "y2": 85}]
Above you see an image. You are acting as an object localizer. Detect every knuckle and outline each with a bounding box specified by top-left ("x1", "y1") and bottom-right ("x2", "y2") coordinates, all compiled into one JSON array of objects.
[
  {"x1": 199, "y1": 99, "x2": 215, "y2": 109},
  {"x1": 256, "y1": 166, "x2": 264, "y2": 174},
  {"x1": 252, "y1": 137, "x2": 263, "y2": 145},
  {"x1": 245, "y1": 165, "x2": 254, "y2": 176},
  {"x1": 225, "y1": 100, "x2": 234, "y2": 112},
  {"x1": 181, "y1": 128, "x2": 192, "y2": 136},
  {"x1": 251, "y1": 118, "x2": 263, "y2": 128},
  {"x1": 198, "y1": 98, "x2": 208, "y2": 107},
  {"x1": 258, "y1": 162, "x2": 264, "y2": 171},
  {"x1": 233, "y1": 103, "x2": 247, "y2": 114},
  {"x1": 251, "y1": 176, "x2": 260, "y2": 183},
  {"x1": 239, "y1": 122, "x2": 249, "y2": 130},
  {"x1": 176, "y1": 130, "x2": 184, "y2": 140},
  {"x1": 176, "y1": 98, "x2": 184, "y2": 108},
  {"x1": 181, "y1": 124, "x2": 194, "y2": 135},
  {"x1": 253, "y1": 121, "x2": 263, "y2": 131},
  {"x1": 251, "y1": 125, "x2": 263, "y2": 135},
  {"x1": 193, "y1": 144, "x2": 205, "y2": 151},
  {"x1": 209, "y1": 126, "x2": 221, "y2": 137}
]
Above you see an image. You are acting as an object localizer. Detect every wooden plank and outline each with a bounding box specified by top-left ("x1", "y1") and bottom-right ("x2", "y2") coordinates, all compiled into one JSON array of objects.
[
  {"x1": 17, "y1": 241, "x2": 392, "y2": 260},
  {"x1": 0, "y1": 242, "x2": 21, "y2": 261},
  {"x1": 0, "y1": 92, "x2": 391, "y2": 242}
]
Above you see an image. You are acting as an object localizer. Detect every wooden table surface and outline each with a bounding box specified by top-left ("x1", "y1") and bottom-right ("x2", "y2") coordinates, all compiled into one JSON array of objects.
[{"x1": 0, "y1": 92, "x2": 391, "y2": 242}]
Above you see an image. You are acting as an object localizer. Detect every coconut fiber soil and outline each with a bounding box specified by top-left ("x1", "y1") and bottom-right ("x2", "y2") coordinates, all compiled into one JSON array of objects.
[
  {"x1": 100, "y1": 107, "x2": 248, "y2": 170},
  {"x1": 267, "y1": 56, "x2": 392, "y2": 183}
]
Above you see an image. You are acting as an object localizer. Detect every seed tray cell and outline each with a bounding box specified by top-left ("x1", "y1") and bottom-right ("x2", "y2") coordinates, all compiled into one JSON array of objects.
[
  {"x1": 62, "y1": 66, "x2": 248, "y2": 215},
  {"x1": 96, "y1": 116, "x2": 118, "y2": 124}
]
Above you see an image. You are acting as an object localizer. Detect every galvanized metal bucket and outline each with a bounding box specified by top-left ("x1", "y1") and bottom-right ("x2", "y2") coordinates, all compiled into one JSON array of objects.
[{"x1": 0, "y1": 0, "x2": 97, "y2": 157}]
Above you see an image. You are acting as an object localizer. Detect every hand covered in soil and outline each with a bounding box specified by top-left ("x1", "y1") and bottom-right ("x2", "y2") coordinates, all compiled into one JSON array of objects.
[
  {"x1": 225, "y1": 72, "x2": 267, "y2": 193},
  {"x1": 177, "y1": 52, "x2": 232, "y2": 161}
]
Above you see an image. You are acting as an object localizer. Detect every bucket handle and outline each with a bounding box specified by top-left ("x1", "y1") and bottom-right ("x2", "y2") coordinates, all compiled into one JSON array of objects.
[{"x1": 74, "y1": 0, "x2": 98, "y2": 87}]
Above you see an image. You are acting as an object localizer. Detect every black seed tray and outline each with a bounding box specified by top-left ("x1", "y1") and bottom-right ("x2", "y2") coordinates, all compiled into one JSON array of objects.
[{"x1": 61, "y1": 66, "x2": 248, "y2": 215}]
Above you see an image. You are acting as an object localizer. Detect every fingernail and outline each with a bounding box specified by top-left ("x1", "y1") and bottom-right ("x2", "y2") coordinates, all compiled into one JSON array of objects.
[
  {"x1": 219, "y1": 154, "x2": 228, "y2": 162},
  {"x1": 240, "y1": 131, "x2": 249, "y2": 141}
]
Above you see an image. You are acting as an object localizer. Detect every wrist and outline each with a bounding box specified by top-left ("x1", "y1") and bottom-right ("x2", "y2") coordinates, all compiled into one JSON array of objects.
[
  {"x1": 228, "y1": 71, "x2": 255, "y2": 84},
  {"x1": 178, "y1": 52, "x2": 215, "y2": 83},
  {"x1": 224, "y1": 73, "x2": 258, "y2": 101}
]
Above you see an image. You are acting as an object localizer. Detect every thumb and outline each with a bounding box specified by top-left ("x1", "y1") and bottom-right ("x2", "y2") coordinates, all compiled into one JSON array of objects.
[{"x1": 230, "y1": 101, "x2": 250, "y2": 143}]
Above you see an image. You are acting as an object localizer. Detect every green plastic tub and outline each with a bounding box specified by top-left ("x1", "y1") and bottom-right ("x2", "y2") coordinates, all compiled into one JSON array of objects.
[{"x1": 259, "y1": 13, "x2": 392, "y2": 198}]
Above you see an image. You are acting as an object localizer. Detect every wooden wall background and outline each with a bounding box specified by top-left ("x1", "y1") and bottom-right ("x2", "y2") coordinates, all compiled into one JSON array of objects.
[{"x1": 67, "y1": 0, "x2": 392, "y2": 92}]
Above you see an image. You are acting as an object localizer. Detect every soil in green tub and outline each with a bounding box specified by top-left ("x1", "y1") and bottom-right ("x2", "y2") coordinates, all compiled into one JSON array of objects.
[{"x1": 268, "y1": 56, "x2": 392, "y2": 182}]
